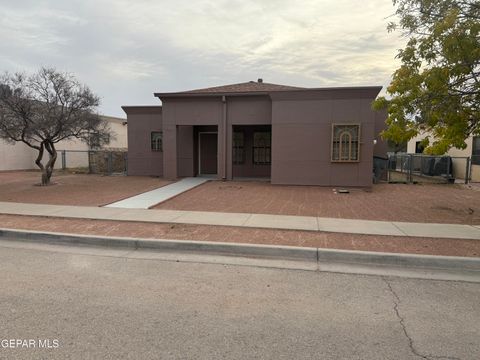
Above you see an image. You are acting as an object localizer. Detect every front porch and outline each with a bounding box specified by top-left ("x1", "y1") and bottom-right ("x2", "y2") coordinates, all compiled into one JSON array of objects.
[
  {"x1": 172, "y1": 124, "x2": 271, "y2": 180},
  {"x1": 231, "y1": 125, "x2": 271, "y2": 180}
]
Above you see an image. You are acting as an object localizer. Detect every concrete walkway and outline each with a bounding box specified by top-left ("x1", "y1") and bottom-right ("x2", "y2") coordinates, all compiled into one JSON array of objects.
[
  {"x1": 105, "y1": 177, "x2": 208, "y2": 209},
  {"x1": 1, "y1": 201, "x2": 480, "y2": 240}
]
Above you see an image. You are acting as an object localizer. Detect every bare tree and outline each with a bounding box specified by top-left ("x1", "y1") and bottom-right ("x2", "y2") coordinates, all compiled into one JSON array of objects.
[{"x1": 0, "y1": 67, "x2": 112, "y2": 185}]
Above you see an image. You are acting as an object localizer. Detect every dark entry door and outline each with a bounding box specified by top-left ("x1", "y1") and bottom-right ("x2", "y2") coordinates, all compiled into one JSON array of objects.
[{"x1": 199, "y1": 133, "x2": 218, "y2": 175}]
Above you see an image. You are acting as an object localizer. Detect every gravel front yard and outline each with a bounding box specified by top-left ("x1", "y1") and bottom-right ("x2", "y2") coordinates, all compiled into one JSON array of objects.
[
  {"x1": 154, "y1": 180, "x2": 480, "y2": 225},
  {"x1": 0, "y1": 171, "x2": 170, "y2": 206},
  {"x1": 0, "y1": 214, "x2": 478, "y2": 257}
]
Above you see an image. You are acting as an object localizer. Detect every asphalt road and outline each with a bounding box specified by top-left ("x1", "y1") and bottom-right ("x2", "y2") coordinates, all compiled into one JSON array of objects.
[{"x1": 0, "y1": 243, "x2": 478, "y2": 360}]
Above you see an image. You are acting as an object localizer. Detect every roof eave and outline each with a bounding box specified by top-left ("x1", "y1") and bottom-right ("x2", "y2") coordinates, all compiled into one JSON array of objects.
[
  {"x1": 122, "y1": 105, "x2": 163, "y2": 115},
  {"x1": 154, "y1": 91, "x2": 272, "y2": 99},
  {"x1": 154, "y1": 86, "x2": 383, "y2": 99}
]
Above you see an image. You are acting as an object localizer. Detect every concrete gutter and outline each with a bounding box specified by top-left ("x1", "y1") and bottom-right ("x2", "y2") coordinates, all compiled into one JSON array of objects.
[{"x1": 1, "y1": 228, "x2": 479, "y2": 281}]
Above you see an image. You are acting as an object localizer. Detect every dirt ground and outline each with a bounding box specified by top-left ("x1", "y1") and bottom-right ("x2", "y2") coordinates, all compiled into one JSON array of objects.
[
  {"x1": 0, "y1": 214, "x2": 478, "y2": 257},
  {"x1": 0, "y1": 171, "x2": 169, "y2": 206},
  {"x1": 154, "y1": 181, "x2": 480, "y2": 225}
]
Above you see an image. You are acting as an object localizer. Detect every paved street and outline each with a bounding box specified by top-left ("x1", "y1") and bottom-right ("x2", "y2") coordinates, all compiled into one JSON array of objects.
[{"x1": 0, "y1": 243, "x2": 479, "y2": 360}]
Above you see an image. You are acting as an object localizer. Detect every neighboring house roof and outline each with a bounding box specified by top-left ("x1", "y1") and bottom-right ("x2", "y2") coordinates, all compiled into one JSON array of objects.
[{"x1": 100, "y1": 115, "x2": 127, "y2": 125}]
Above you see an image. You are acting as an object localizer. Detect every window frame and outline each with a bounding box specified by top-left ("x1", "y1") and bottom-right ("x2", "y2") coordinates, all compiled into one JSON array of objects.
[
  {"x1": 472, "y1": 136, "x2": 480, "y2": 165},
  {"x1": 151, "y1": 131, "x2": 163, "y2": 152},
  {"x1": 253, "y1": 131, "x2": 271, "y2": 165},
  {"x1": 331, "y1": 123, "x2": 361, "y2": 163},
  {"x1": 415, "y1": 141, "x2": 425, "y2": 154}
]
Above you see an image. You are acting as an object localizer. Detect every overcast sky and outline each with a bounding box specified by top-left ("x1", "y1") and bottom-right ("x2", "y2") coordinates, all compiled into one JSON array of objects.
[{"x1": 0, "y1": 0, "x2": 404, "y2": 118}]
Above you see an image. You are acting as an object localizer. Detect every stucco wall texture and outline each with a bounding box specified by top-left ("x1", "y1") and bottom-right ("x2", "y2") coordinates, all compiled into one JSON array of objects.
[
  {"x1": 0, "y1": 116, "x2": 127, "y2": 171},
  {"x1": 123, "y1": 84, "x2": 387, "y2": 187}
]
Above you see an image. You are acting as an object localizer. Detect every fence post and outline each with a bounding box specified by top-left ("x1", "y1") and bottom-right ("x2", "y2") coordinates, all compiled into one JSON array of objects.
[
  {"x1": 107, "y1": 152, "x2": 112, "y2": 175},
  {"x1": 61, "y1": 150, "x2": 66, "y2": 170},
  {"x1": 88, "y1": 151, "x2": 93, "y2": 174},
  {"x1": 446, "y1": 156, "x2": 451, "y2": 183},
  {"x1": 466, "y1": 157, "x2": 470, "y2": 184},
  {"x1": 124, "y1": 152, "x2": 128, "y2": 174},
  {"x1": 408, "y1": 154, "x2": 413, "y2": 183}
]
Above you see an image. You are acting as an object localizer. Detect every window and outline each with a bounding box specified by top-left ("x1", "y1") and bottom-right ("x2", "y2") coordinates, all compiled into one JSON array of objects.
[
  {"x1": 253, "y1": 132, "x2": 271, "y2": 165},
  {"x1": 415, "y1": 141, "x2": 425, "y2": 154},
  {"x1": 233, "y1": 132, "x2": 245, "y2": 164},
  {"x1": 473, "y1": 136, "x2": 480, "y2": 165},
  {"x1": 331, "y1": 124, "x2": 360, "y2": 162},
  {"x1": 151, "y1": 131, "x2": 162, "y2": 151}
]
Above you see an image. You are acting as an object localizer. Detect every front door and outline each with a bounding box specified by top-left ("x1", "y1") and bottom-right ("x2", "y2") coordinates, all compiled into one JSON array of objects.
[{"x1": 199, "y1": 133, "x2": 218, "y2": 175}]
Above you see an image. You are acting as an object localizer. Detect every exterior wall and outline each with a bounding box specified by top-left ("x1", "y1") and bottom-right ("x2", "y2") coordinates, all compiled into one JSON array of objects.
[
  {"x1": 105, "y1": 119, "x2": 128, "y2": 149},
  {"x1": 160, "y1": 96, "x2": 273, "y2": 180},
  {"x1": 0, "y1": 141, "x2": 36, "y2": 171},
  {"x1": 407, "y1": 133, "x2": 426, "y2": 153},
  {"x1": 226, "y1": 96, "x2": 271, "y2": 179},
  {"x1": 270, "y1": 90, "x2": 380, "y2": 187},
  {"x1": 161, "y1": 98, "x2": 223, "y2": 180},
  {"x1": 154, "y1": 88, "x2": 383, "y2": 186},
  {"x1": 123, "y1": 107, "x2": 163, "y2": 176},
  {"x1": 177, "y1": 126, "x2": 195, "y2": 177}
]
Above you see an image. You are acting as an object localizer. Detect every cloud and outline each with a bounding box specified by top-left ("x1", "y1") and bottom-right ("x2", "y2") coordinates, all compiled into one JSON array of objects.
[{"x1": 0, "y1": 0, "x2": 405, "y2": 116}]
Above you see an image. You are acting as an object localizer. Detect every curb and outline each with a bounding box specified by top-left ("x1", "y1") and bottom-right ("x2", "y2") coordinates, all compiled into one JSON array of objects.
[
  {"x1": 0, "y1": 228, "x2": 317, "y2": 262},
  {"x1": 0, "y1": 228, "x2": 479, "y2": 275}
]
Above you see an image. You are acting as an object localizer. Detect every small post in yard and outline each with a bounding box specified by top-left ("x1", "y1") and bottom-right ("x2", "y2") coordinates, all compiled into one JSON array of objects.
[
  {"x1": 446, "y1": 156, "x2": 451, "y2": 183},
  {"x1": 466, "y1": 157, "x2": 470, "y2": 184},
  {"x1": 107, "y1": 152, "x2": 112, "y2": 175},
  {"x1": 88, "y1": 151, "x2": 93, "y2": 174},
  {"x1": 408, "y1": 154, "x2": 413, "y2": 183},
  {"x1": 61, "y1": 150, "x2": 66, "y2": 170}
]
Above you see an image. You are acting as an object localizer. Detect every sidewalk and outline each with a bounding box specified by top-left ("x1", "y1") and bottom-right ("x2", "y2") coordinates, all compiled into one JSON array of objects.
[
  {"x1": 1, "y1": 201, "x2": 479, "y2": 240},
  {"x1": 105, "y1": 177, "x2": 207, "y2": 209}
]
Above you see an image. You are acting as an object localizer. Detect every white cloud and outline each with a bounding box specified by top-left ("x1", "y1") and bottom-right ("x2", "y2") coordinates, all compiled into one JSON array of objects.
[
  {"x1": 101, "y1": 59, "x2": 162, "y2": 80},
  {"x1": 0, "y1": 0, "x2": 405, "y2": 116}
]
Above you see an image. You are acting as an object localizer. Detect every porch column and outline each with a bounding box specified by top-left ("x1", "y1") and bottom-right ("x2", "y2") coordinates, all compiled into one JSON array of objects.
[
  {"x1": 226, "y1": 123, "x2": 233, "y2": 180},
  {"x1": 218, "y1": 95, "x2": 228, "y2": 180},
  {"x1": 163, "y1": 124, "x2": 177, "y2": 180}
]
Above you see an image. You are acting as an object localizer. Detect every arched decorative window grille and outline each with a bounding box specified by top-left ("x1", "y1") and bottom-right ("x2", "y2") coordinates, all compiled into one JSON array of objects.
[
  {"x1": 331, "y1": 124, "x2": 360, "y2": 162},
  {"x1": 151, "y1": 131, "x2": 163, "y2": 151}
]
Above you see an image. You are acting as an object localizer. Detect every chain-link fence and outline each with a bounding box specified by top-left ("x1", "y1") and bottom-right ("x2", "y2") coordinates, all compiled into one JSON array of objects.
[
  {"x1": 55, "y1": 150, "x2": 127, "y2": 175},
  {"x1": 386, "y1": 153, "x2": 472, "y2": 184}
]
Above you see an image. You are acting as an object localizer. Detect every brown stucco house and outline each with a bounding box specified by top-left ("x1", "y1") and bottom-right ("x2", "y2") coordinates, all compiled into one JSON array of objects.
[{"x1": 122, "y1": 79, "x2": 388, "y2": 187}]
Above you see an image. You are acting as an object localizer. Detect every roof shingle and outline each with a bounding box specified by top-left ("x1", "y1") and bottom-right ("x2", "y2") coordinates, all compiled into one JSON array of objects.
[{"x1": 180, "y1": 81, "x2": 304, "y2": 94}]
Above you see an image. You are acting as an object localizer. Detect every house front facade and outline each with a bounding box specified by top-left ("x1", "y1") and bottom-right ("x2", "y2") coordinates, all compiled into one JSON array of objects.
[{"x1": 123, "y1": 80, "x2": 388, "y2": 187}]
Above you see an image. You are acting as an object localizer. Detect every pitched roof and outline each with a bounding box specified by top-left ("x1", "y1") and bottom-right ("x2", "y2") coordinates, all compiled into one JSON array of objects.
[
  {"x1": 153, "y1": 81, "x2": 383, "y2": 99},
  {"x1": 176, "y1": 81, "x2": 304, "y2": 94}
]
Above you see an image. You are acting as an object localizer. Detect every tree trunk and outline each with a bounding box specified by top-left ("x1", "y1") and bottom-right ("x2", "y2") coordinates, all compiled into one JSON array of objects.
[
  {"x1": 43, "y1": 141, "x2": 57, "y2": 186},
  {"x1": 32, "y1": 142, "x2": 49, "y2": 186}
]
